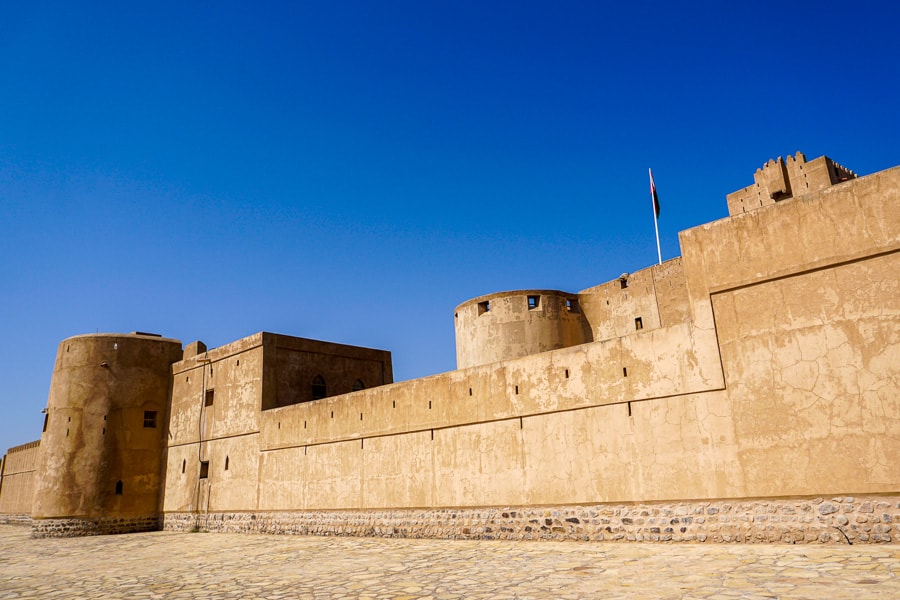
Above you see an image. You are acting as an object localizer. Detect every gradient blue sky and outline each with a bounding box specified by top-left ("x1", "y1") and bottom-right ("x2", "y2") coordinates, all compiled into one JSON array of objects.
[{"x1": 1, "y1": 1, "x2": 898, "y2": 449}]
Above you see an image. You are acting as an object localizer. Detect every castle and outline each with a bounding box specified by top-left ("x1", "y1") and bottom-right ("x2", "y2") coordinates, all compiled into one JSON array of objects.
[{"x1": 2, "y1": 152, "x2": 898, "y2": 543}]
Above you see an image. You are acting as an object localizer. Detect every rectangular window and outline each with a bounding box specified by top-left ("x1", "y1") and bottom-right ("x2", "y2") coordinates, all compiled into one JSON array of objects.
[
  {"x1": 477, "y1": 301, "x2": 491, "y2": 315},
  {"x1": 143, "y1": 411, "x2": 158, "y2": 428},
  {"x1": 199, "y1": 461, "x2": 209, "y2": 479},
  {"x1": 565, "y1": 298, "x2": 580, "y2": 313},
  {"x1": 527, "y1": 295, "x2": 540, "y2": 310},
  {"x1": 635, "y1": 317, "x2": 643, "y2": 330},
  {"x1": 42, "y1": 413, "x2": 48, "y2": 432},
  {"x1": 205, "y1": 389, "x2": 214, "y2": 407}
]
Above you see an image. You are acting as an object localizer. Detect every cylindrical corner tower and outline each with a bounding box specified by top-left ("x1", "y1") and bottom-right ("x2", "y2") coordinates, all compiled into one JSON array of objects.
[
  {"x1": 454, "y1": 290, "x2": 592, "y2": 369},
  {"x1": 31, "y1": 333, "x2": 182, "y2": 537}
]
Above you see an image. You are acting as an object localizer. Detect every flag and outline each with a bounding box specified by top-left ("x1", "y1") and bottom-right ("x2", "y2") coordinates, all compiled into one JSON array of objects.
[{"x1": 649, "y1": 168, "x2": 660, "y2": 218}]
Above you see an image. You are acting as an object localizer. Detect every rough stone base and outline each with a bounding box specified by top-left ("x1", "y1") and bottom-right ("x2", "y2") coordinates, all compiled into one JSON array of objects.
[
  {"x1": 164, "y1": 495, "x2": 899, "y2": 544},
  {"x1": 31, "y1": 515, "x2": 161, "y2": 538},
  {"x1": 0, "y1": 514, "x2": 32, "y2": 527}
]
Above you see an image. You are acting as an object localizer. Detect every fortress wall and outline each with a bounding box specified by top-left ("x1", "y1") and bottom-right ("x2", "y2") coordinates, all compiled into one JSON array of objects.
[
  {"x1": 158, "y1": 160, "x2": 898, "y2": 542},
  {"x1": 31, "y1": 333, "x2": 183, "y2": 536},
  {"x1": 712, "y1": 251, "x2": 899, "y2": 497},
  {"x1": 454, "y1": 290, "x2": 591, "y2": 369},
  {"x1": 168, "y1": 333, "x2": 265, "y2": 447},
  {"x1": 265, "y1": 333, "x2": 392, "y2": 410},
  {"x1": 0, "y1": 441, "x2": 41, "y2": 520},
  {"x1": 682, "y1": 164, "x2": 900, "y2": 330},
  {"x1": 257, "y1": 320, "x2": 723, "y2": 453},
  {"x1": 578, "y1": 258, "x2": 690, "y2": 342}
]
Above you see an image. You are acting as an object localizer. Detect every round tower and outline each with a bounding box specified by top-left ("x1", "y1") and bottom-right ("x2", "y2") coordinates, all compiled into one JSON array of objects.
[
  {"x1": 454, "y1": 290, "x2": 592, "y2": 369},
  {"x1": 31, "y1": 333, "x2": 182, "y2": 537}
]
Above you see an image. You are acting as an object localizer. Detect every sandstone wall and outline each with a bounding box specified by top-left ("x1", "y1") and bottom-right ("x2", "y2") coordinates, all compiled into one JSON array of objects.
[
  {"x1": 454, "y1": 290, "x2": 591, "y2": 369},
  {"x1": 0, "y1": 440, "x2": 40, "y2": 522},
  {"x1": 32, "y1": 333, "x2": 183, "y2": 530},
  {"x1": 158, "y1": 163, "x2": 899, "y2": 542}
]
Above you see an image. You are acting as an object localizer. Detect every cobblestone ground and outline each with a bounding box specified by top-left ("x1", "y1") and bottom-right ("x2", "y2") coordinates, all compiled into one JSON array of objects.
[{"x1": 1, "y1": 525, "x2": 898, "y2": 599}]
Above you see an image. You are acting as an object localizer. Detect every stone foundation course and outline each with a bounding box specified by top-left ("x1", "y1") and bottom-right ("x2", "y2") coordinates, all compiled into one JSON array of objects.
[
  {"x1": 164, "y1": 495, "x2": 899, "y2": 544},
  {"x1": 0, "y1": 514, "x2": 31, "y2": 527},
  {"x1": 31, "y1": 515, "x2": 161, "y2": 538}
]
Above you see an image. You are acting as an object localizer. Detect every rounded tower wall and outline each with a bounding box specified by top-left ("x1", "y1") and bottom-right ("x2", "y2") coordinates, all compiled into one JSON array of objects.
[
  {"x1": 454, "y1": 290, "x2": 592, "y2": 369},
  {"x1": 32, "y1": 333, "x2": 182, "y2": 536}
]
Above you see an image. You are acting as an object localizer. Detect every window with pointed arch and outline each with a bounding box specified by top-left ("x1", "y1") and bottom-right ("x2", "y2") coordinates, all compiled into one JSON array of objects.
[{"x1": 311, "y1": 375, "x2": 327, "y2": 400}]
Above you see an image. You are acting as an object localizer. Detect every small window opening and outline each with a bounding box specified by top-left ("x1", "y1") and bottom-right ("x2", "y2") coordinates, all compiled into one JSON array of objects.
[
  {"x1": 620, "y1": 278, "x2": 628, "y2": 289},
  {"x1": 331, "y1": 410, "x2": 334, "y2": 419},
  {"x1": 520, "y1": 417, "x2": 524, "y2": 429},
  {"x1": 102, "y1": 427, "x2": 106, "y2": 436},
  {"x1": 352, "y1": 379, "x2": 365, "y2": 392},
  {"x1": 527, "y1": 295, "x2": 540, "y2": 310},
  {"x1": 565, "y1": 369, "x2": 569, "y2": 379},
  {"x1": 209, "y1": 365, "x2": 213, "y2": 377},
  {"x1": 360, "y1": 412, "x2": 363, "y2": 420},
  {"x1": 428, "y1": 401, "x2": 432, "y2": 409},
  {"x1": 205, "y1": 389, "x2": 215, "y2": 407},
  {"x1": 515, "y1": 385, "x2": 519, "y2": 395},
  {"x1": 143, "y1": 410, "x2": 158, "y2": 428},
  {"x1": 635, "y1": 317, "x2": 643, "y2": 330},
  {"x1": 304, "y1": 420, "x2": 307, "y2": 429},
  {"x1": 477, "y1": 301, "x2": 491, "y2": 315},
  {"x1": 468, "y1": 388, "x2": 473, "y2": 396},
  {"x1": 104, "y1": 415, "x2": 107, "y2": 421},
  {"x1": 431, "y1": 429, "x2": 434, "y2": 441},
  {"x1": 68, "y1": 416, "x2": 71, "y2": 422},
  {"x1": 392, "y1": 400, "x2": 396, "y2": 408},
  {"x1": 186, "y1": 376, "x2": 190, "y2": 383},
  {"x1": 199, "y1": 461, "x2": 209, "y2": 479},
  {"x1": 66, "y1": 428, "x2": 69, "y2": 437},
  {"x1": 182, "y1": 459, "x2": 186, "y2": 473},
  {"x1": 224, "y1": 456, "x2": 229, "y2": 471},
  {"x1": 361, "y1": 439, "x2": 364, "y2": 449},
  {"x1": 115, "y1": 480, "x2": 123, "y2": 495},
  {"x1": 42, "y1": 414, "x2": 48, "y2": 432},
  {"x1": 566, "y1": 298, "x2": 580, "y2": 313},
  {"x1": 627, "y1": 402, "x2": 632, "y2": 417},
  {"x1": 312, "y1": 375, "x2": 327, "y2": 400},
  {"x1": 236, "y1": 359, "x2": 240, "y2": 367},
  {"x1": 623, "y1": 367, "x2": 628, "y2": 377}
]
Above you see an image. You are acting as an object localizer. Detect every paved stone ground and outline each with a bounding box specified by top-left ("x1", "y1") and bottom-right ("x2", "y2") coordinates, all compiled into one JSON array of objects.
[{"x1": 1, "y1": 525, "x2": 898, "y2": 599}]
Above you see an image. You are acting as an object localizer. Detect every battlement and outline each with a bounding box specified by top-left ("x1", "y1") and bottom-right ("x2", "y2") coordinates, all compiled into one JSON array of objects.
[{"x1": 726, "y1": 151, "x2": 857, "y2": 215}]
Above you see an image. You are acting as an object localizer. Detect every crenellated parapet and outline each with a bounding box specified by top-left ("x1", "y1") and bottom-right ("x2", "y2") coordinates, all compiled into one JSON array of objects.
[{"x1": 726, "y1": 151, "x2": 858, "y2": 215}]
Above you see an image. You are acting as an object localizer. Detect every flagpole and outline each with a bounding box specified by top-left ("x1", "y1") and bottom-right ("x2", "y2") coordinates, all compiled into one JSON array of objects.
[{"x1": 650, "y1": 168, "x2": 662, "y2": 265}]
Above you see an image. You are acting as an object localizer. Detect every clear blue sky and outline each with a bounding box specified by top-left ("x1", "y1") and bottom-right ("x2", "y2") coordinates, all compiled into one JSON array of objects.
[{"x1": 1, "y1": 1, "x2": 897, "y2": 449}]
